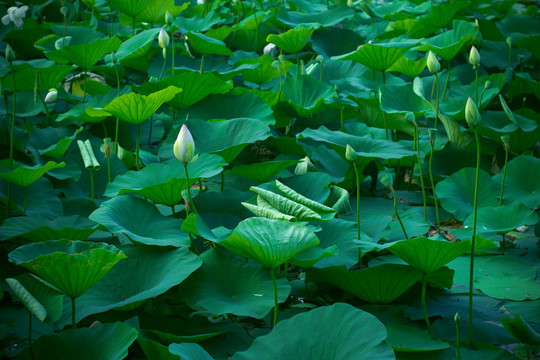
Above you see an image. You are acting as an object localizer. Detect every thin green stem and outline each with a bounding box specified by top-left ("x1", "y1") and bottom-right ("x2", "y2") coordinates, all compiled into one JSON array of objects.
[
  {"x1": 82, "y1": 71, "x2": 87, "y2": 102},
  {"x1": 442, "y1": 61, "x2": 451, "y2": 102},
  {"x1": 498, "y1": 149, "x2": 508, "y2": 206},
  {"x1": 383, "y1": 112, "x2": 388, "y2": 140},
  {"x1": 200, "y1": 55, "x2": 205, "y2": 74},
  {"x1": 114, "y1": 64, "x2": 120, "y2": 155},
  {"x1": 148, "y1": 115, "x2": 153, "y2": 145},
  {"x1": 468, "y1": 127, "x2": 481, "y2": 347},
  {"x1": 352, "y1": 162, "x2": 361, "y2": 241},
  {"x1": 198, "y1": 179, "x2": 203, "y2": 194},
  {"x1": 414, "y1": 122, "x2": 428, "y2": 221},
  {"x1": 136, "y1": 123, "x2": 141, "y2": 171},
  {"x1": 474, "y1": 68, "x2": 478, "y2": 106},
  {"x1": 8, "y1": 62, "x2": 16, "y2": 216},
  {"x1": 429, "y1": 140, "x2": 440, "y2": 233},
  {"x1": 171, "y1": 205, "x2": 175, "y2": 216},
  {"x1": 382, "y1": 70, "x2": 386, "y2": 85},
  {"x1": 221, "y1": 171, "x2": 225, "y2": 192},
  {"x1": 71, "y1": 297, "x2": 76, "y2": 329},
  {"x1": 456, "y1": 315, "x2": 461, "y2": 360},
  {"x1": 270, "y1": 267, "x2": 278, "y2": 327},
  {"x1": 183, "y1": 163, "x2": 198, "y2": 214},
  {"x1": 107, "y1": 154, "x2": 111, "y2": 183},
  {"x1": 421, "y1": 274, "x2": 430, "y2": 328},
  {"x1": 23, "y1": 187, "x2": 28, "y2": 216},
  {"x1": 132, "y1": 16, "x2": 135, "y2": 37},
  {"x1": 171, "y1": 30, "x2": 175, "y2": 76},
  {"x1": 28, "y1": 312, "x2": 32, "y2": 347},
  {"x1": 89, "y1": 170, "x2": 94, "y2": 202},
  {"x1": 391, "y1": 187, "x2": 408, "y2": 239}
]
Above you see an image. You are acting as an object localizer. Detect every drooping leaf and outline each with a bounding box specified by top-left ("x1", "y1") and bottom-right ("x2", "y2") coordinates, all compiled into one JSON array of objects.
[
  {"x1": 219, "y1": 217, "x2": 319, "y2": 269},
  {"x1": 276, "y1": 6, "x2": 354, "y2": 27},
  {"x1": 232, "y1": 303, "x2": 395, "y2": 360},
  {"x1": 115, "y1": 28, "x2": 161, "y2": 71},
  {"x1": 179, "y1": 248, "x2": 291, "y2": 318},
  {"x1": 169, "y1": 343, "x2": 214, "y2": 360},
  {"x1": 501, "y1": 315, "x2": 540, "y2": 346},
  {"x1": 187, "y1": 32, "x2": 234, "y2": 56},
  {"x1": 227, "y1": 159, "x2": 299, "y2": 183},
  {"x1": 89, "y1": 196, "x2": 191, "y2": 247},
  {"x1": 8, "y1": 240, "x2": 126, "y2": 299},
  {"x1": 0, "y1": 160, "x2": 66, "y2": 188}
]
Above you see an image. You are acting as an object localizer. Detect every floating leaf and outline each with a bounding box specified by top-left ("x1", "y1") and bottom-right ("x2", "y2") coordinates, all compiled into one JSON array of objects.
[
  {"x1": 8, "y1": 240, "x2": 126, "y2": 299},
  {"x1": 89, "y1": 196, "x2": 191, "y2": 247},
  {"x1": 464, "y1": 203, "x2": 538, "y2": 234},
  {"x1": 386, "y1": 325, "x2": 449, "y2": 352},
  {"x1": 232, "y1": 303, "x2": 394, "y2": 360},
  {"x1": 219, "y1": 217, "x2": 319, "y2": 269},
  {"x1": 179, "y1": 248, "x2": 291, "y2": 318}
]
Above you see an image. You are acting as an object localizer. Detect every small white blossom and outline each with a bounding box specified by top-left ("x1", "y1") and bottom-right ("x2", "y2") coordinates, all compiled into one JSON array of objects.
[
  {"x1": 263, "y1": 43, "x2": 278, "y2": 57},
  {"x1": 197, "y1": 0, "x2": 205, "y2": 4},
  {"x1": 2, "y1": 6, "x2": 29, "y2": 27}
]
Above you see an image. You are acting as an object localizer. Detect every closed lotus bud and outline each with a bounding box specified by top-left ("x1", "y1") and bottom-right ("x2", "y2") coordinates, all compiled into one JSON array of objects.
[
  {"x1": 174, "y1": 124, "x2": 195, "y2": 163},
  {"x1": 454, "y1": 312, "x2": 460, "y2": 323},
  {"x1": 158, "y1": 28, "x2": 169, "y2": 48},
  {"x1": 5, "y1": 44, "x2": 15, "y2": 62},
  {"x1": 44, "y1": 88, "x2": 58, "y2": 103},
  {"x1": 111, "y1": 52, "x2": 118, "y2": 64},
  {"x1": 484, "y1": 80, "x2": 492, "y2": 90},
  {"x1": 162, "y1": 47, "x2": 167, "y2": 59},
  {"x1": 427, "y1": 51, "x2": 440, "y2": 74},
  {"x1": 294, "y1": 156, "x2": 316, "y2": 175},
  {"x1": 345, "y1": 144, "x2": 357, "y2": 162},
  {"x1": 506, "y1": 37, "x2": 512, "y2": 47},
  {"x1": 380, "y1": 174, "x2": 394, "y2": 188},
  {"x1": 60, "y1": 6, "x2": 68, "y2": 16},
  {"x1": 465, "y1": 97, "x2": 481, "y2": 128},
  {"x1": 165, "y1": 11, "x2": 174, "y2": 25},
  {"x1": 469, "y1": 46, "x2": 480, "y2": 68}
]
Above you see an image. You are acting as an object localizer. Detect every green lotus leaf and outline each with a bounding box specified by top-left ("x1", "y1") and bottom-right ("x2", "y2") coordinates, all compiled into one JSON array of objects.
[
  {"x1": 169, "y1": 343, "x2": 213, "y2": 360},
  {"x1": 386, "y1": 57, "x2": 427, "y2": 78},
  {"x1": 386, "y1": 325, "x2": 449, "y2": 352},
  {"x1": 0, "y1": 215, "x2": 100, "y2": 242},
  {"x1": 276, "y1": 6, "x2": 354, "y2": 27},
  {"x1": 3, "y1": 64, "x2": 74, "y2": 91},
  {"x1": 232, "y1": 303, "x2": 395, "y2": 360},
  {"x1": 0, "y1": 160, "x2": 66, "y2": 188},
  {"x1": 134, "y1": 0, "x2": 188, "y2": 24},
  {"x1": 138, "y1": 337, "x2": 180, "y2": 360},
  {"x1": 177, "y1": 93, "x2": 275, "y2": 124},
  {"x1": 436, "y1": 167, "x2": 498, "y2": 221},
  {"x1": 6, "y1": 273, "x2": 64, "y2": 323},
  {"x1": 492, "y1": 155, "x2": 540, "y2": 208},
  {"x1": 219, "y1": 217, "x2": 319, "y2": 269},
  {"x1": 16, "y1": 322, "x2": 138, "y2": 360},
  {"x1": 1, "y1": 177, "x2": 63, "y2": 220},
  {"x1": 63, "y1": 246, "x2": 201, "y2": 325},
  {"x1": 178, "y1": 11, "x2": 221, "y2": 33},
  {"x1": 89, "y1": 196, "x2": 191, "y2": 247},
  {"x1": 179, "y1": 248, "x2": 291, "y2": 318},
  {"x1": 502, "y1": 315, "x2": 540, "y2": 346},
  {"x1": 45, "y1": 37, "x2": 122, "y2": 71},
  {"x1": 386, "y1": 237, "x2": 495, "y2": 275},
  {"x1": 31, "y1": 126, "x2": 84, "y2": 159},
  {"x1": 115, "y1": 28, "x2": 160, "y2": 71},
  {"x1": 101, "y1": 86, "x2": 182, "y2": 124},
  {"x1": 161, "y1": 118, "x2": 271, "y2": 163},
  {"x1": 236, "y1": 54, "x2": 293, "y2": 84},
  {"x1": 310, "y1": 27, "x2": 363, "y2": 58},
  {"x1": 281, "y1": 75, "x2": 337, "y2": 117},
  {"x1": 104, "y1": 153, "x2": 226, "y2": 206},
  {"x1": 266, "y1": 24, "x2": 318, "y2": 54},
  {"x1": 464, "y1": 203, "x2": 538, "y2": 234},
  {"x1": 228, "y1": 159, "x2": 299, "y2": 184},
  {"x1": 380, "y1": 82, "x2": 433, "y2": 116},
  {"x1": 309, "y1": 264, "x2": 422, "y2": 304},
  {"x1": 110, "y1": 0, "x2": 152, "y2": 18},
  {"x1": 415, "y1": 20, "x2": 478, "y2": 60},
  {"x1": 134, "y1": 72, "x2": 232, "y2": 109},
  {"x1": 187, "y1": 32, "x2": 234, "y2": 56},
  {"x1": 289, "y1": 243, "x2": 339, "y2": 268},
  {"x1": 408, "y1": 1, "x2": 470, "y2": 38},
  {"x1": 331, "y1": 39, "x2": 418, "y2": 72},
  {"x1": 8, "y1": 240, "x2": 126, "y2": 299}
]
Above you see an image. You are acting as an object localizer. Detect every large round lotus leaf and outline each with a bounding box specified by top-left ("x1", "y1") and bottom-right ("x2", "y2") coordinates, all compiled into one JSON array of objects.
[
  {"x1": 435, "y1": 167, "x2": 498, "y2": 221},
  {"x1": 492, "y1": 155, "x2": 540, "y2": 208},
  {"x1": 44, "y1": 37, "x2": 121, "y2": 70},
  {"x1": 227, "y1": 159, "x2": 299, "y2": 183},
  {"x1": 310, "y1": 27, "x2": 362, "y2": 58},
  {"x1": 331, "y1": 39, "x2": 418, "y2": 71},
  {"x1": 281, "y1": 75, "x2": 337, "y2": 117},
  {"x1": 169, "y1": 343, "x2": 213, "y2": 360},
  {"x1": 8, "y1": 240, "x2": 126, "y2": 299},
  {"x1": 62, "y1": 246, "x2": 201, "y2": 325},
  {"x1": 464, "y1": 203, "x2": 538, "y2": 234},
  {"x1": 276, "y1": 6, "x2": 354, "y2": 27},
  {"x1": 187, "y1": 32, "x2": 234, "y2": 56},
  {"x1": 266, "y1": 25, "x2": 318, "y2": 54},
  {"x1": 232, "y1": 303, "x2": 395, "y2": 360},
  {"x1": 179, "y1": 248, "x2": 291, "y2": 318},
  {"x1": 313, "y1": 219, "x2": 364, "y2": 269},
  {"x1": 380, "y1": 83, "x2": 432, "y2": 115},
  {"x1": 160, "y1": 118, "x2": 271, "y2": 163},
  {"x1": 138, "y1": 337, "x2": 180, "y2": 360},
  {"x1": 109, "y1": 0, "x2": 152, "y2": 17},
  {"x1": 16, "y1": 322, "x2": 137, "y2": 360},
  {"x1": 415, "y1": 20, "x2": 478, "y2": 60},
  {"x1": 386, "y1": 325, "x2": 449, "y2": 352},
  {"x1": 0, "y1": 160, "x2": 66, "y2": 188},
  {"x1": 0, "y1": 215, "x2": 100, "y2": 242},
  {"x1": 105, "y1": 153, "x2": 226, "y2": 206},
  {"x1": 219, "y1": 217, "x2": 319, "y2": 269},
  {"x1": 89, "y1": 196, "x2": 190, "y2": 247},
  {"x1": 308, "y1": 264, "x2": 422, "y2": 304}
]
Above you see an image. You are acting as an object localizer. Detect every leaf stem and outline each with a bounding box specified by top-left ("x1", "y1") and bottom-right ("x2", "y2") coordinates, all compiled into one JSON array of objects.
[
  {"x1": 352, "y1": 162, "x2": 361, "y2": 241},
  {"x1": 474, "y1": 67, "x2": 478, "y2": 106},
  {"x1": 8, "y1": 61, "x2": 16, "y2": 216},
  {"x1": 71, "y1": 297, "x2": 76, "y2": 329},
  {"x1": 114, "y1": 63, "x2": 121, "y2": 155},
  {"x1": 414, "y1": 121, "x2": 427, "y2": 221},
  {"x1": 442, "y1": 60, "x2": 451, "y2": 102},
  {"x1": 89, "y1": 169, "x2": 94, "y2": 202},
  {"x1": 183, "y1": 162, "x2": 198, "y2": 214},
  {"x1": 468, "y1": 127, "x2": 481, "y2": 347},
  {"x1": 391, "y1": 186, "x2": 408, "y2": 239},
  {"x1": 434, "y1": 73, "x2": 440, "y2": 128},
  {"x1": 429, "y1": 136, "x2": 440, "y2": 233},
  {"x1": 421, "y1": 274, "x2": 430, "y2": 328},
  {"x1": 498, "y1": 148, "x2": 508, "y2": 206},
  {"x1": 136, "y1": 123, "x2": 141, "y2": 170},
  {"x1": 270, "y1": 267, "x2": 278, "y2": 327}
]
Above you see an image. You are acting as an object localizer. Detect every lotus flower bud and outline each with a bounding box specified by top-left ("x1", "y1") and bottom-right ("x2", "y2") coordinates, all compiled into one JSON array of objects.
[
  {"x1": 465, "y1": 97, "x2": 481, "y2": 128},
  {"x1": 5, "y1": 44, "x2": 15, "y2": 62},
  {"x1": 380, "y1": 174, "x2": 394, "y2": 188},
  {"x1": 111, "y1": 52, "x2": 118, "y2": 64},
  {"x1": 197, "y1": 0, "x2": 205, "y2": 4},
  {"x1": 469, "y1": 46, "x2": 480, "y2": 68},
  {"x1": 44, "y1": 88, "x2": 58, "y2": 103},
  {"x1": 294, "y1": 156, "x2": 316, "y2": 175},
  {"x1": 165, "y1": 10, "x2": 174, "y2": 25},
  {"x1": 506, "y1": 37, "x2": 512, "y2": 47},
  {"x1": 174, "y1": 124, "x2": 195, "y2": 163},
  {"x1": 158, "y1": 28, "x2": 169, "y2": 48},
  {"x1": 162, "y1": 47, "x2": 167, "y2": 59},
  {"x1": 454, "y1": 312, "x2": 460, "y2": 323},
  {"x1": 501, "y1": 135, "x2": 510, "y2": 151},
  {"x1": 499, "y1": 94, "x2": 516, "y2": 124},
  {"x1": 60, "y1": 6, "x2": 68, "y2": 16},
  {"x1": 263, "y1": 43, "x2": 277, "y2": 57},
  {"x1": 427, "y1": 51, "x2": 440, "y2": 74},
  {"x1": 483, "y1": 80, "x2": 492, "y2": 90},
  {"x1": 345, "y1": 144, "x2": 357, "y2": 162}
]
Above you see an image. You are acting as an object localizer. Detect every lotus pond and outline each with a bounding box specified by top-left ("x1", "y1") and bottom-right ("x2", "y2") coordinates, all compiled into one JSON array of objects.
[{"x1": 0, "y1": 0, "x2": 539, "y2": 359}]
